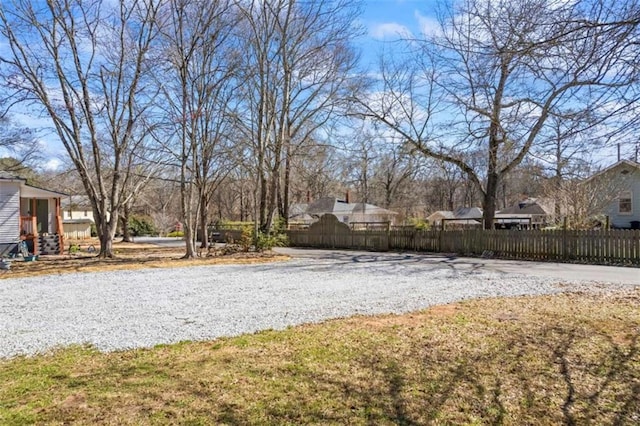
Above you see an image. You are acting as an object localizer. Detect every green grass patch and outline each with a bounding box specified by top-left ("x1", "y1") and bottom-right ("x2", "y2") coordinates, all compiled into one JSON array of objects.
[{"x1": 1, "y1": 290, "x2": 639, "y2": 424}]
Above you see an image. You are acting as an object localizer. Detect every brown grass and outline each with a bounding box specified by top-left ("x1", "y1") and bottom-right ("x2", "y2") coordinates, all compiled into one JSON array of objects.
[
  {"x1": 0, "y1": 239, "x2": 289, "y2": 279},
  {"x1": 1, "y1": 289, "x2": 639, "y2": 425}
]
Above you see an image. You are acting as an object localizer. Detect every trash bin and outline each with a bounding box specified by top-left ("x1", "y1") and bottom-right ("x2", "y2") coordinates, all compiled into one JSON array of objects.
[{"x1": 631, "y1": 220, "x2": 640, "y2": 229}]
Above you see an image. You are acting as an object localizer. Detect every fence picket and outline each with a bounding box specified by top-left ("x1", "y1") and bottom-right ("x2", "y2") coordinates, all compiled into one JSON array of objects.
[{"x1": 285, "y1": 227, "x2": 640, "y2": 265}]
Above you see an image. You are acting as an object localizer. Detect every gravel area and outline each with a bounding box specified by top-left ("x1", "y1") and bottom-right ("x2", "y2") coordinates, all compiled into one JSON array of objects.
[{"x1": 0, "y1": 251, "x2": 636, "y2": 359}]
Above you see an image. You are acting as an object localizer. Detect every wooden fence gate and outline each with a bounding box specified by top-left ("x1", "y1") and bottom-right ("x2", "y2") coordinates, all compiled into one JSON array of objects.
[{"x1": 287, "y1": 214, "x2": 390, "y2": 251}]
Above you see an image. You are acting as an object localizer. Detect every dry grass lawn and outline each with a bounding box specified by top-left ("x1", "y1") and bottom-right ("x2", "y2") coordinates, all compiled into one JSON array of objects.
[
  {"x1": 0, "y1": 239, "x2": 288, "y2": 279},
  {"x1": 1, "y1": 289, "x2": 639, "y2": 425},
  {"x1": 0, "y1": 239, "x2": 638, "y2": 424}
]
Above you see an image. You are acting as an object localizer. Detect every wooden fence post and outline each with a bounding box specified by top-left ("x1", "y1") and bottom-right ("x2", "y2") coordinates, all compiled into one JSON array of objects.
[{"x1": 562, "y1": 217, "x2": 568, "y2": 260}]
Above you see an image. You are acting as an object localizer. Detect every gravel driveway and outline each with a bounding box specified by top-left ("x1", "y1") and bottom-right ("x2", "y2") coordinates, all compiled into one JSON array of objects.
[{"x1": 1, "y1": 249, "x2": 637, "y2": 359}]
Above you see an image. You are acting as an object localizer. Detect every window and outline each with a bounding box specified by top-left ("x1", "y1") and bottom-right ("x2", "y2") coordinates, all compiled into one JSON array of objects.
[
  {"x1": 84, "y1": 210, "x2": 88, "y2": 217},
  {"x1": 619, "y1": 191, "x2": 632, "y2": 215}
]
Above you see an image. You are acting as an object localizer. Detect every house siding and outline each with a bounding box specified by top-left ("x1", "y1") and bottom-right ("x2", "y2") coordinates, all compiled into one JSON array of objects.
[
  {"x1": 603, "y1": 168, "x2": 640, "y2": 228},
  {"x1": 0, "y1": 182, "x2": 21, "y2": 242},
  {"x1": 63, "y1": 222, "x2": 92, "y2": 239}
]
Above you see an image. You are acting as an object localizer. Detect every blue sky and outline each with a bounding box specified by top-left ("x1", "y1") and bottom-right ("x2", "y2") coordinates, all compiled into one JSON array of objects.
[
  {"x1": 357, "y1": 0, "x2": 626, "y2": 165},
  {"x1": 361, "y1": 0, "x2": 437, "y2": 36},
  {"x1": 358, "y1": 0, "x2": 439, "y2": 67},
  {"x1": 8, "y1": 0, "x2": 443, "y2": 171},
  {"x1": 4, "y1": 0, "x2": 627, "y2": 168}
]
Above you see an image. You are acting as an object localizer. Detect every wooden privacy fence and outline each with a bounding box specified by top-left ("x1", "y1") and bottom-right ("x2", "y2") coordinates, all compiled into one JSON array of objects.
[
  {"x1": 288, "y1": 214, "x2": 390, "y2": 251},
  {"x1": 388, "y1": 228, "x2": 640, "y2": 264},
  {"x1": 287, "y1": 219, "x2": 640, "y2": 265}
]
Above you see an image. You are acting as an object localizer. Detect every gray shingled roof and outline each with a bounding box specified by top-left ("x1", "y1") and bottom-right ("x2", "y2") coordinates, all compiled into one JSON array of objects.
[
  {"x1": 498, "y1": 198, "x2": 552, "y2": 215},
  {"x1": 61, "y1": 195, "x2": 93, "y2": 209},
  {"x1": 0, "y1": 171, "x2": 25, "y2": 181},
  {"x1": 292, "y1": 197, "x2": 397, "y2": 219},
  {"x1": 453, "y1": 206, "x2": 483, "y2": 219}
]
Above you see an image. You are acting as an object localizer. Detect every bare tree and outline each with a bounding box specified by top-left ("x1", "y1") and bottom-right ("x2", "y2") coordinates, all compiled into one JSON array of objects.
[
  {"x1": 118, "y1": 127, "x2": 164, "y2": 242},
  {"x1": 142, "y1": 175, "x2": 181, "y2": 236},
  {"x1": 0, "y1": 76, "x2": 41, "y2": 171},
  {"x1": 531, "y1": 113, "x2": 601, "y2": 222},
  {"x1": 357, "y1": 0, "x2": 640, "y2": 228},
  {"x1": 558, "y1": 164, "x2": 636, "y2": 229},
  {"x1": 0, "y1": 0, "x2": 162, "y2": 256},
  {"x1": 236, "y1": 0, "x2": 362, "y2": 232},
  {"x1": 155, "y1": 0, "x2": 238, "y2": 257},
  {"x1": 290, "y1": 142, "x2": 342, "y2": 204},
  {"x1": 342, "y1": 125, "x2": 376, "y2": 204},
  {"x1": 0, "y1": 116, "x2": 41, "y2": 172},
  {"x1": 372, "y1": 143, "x2": 417, "y2": 209}
]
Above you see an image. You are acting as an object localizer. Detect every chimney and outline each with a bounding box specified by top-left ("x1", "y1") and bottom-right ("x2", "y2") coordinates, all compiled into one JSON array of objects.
[{"x1": 345, "y1": 190, "x2": 350, "y2": 204}]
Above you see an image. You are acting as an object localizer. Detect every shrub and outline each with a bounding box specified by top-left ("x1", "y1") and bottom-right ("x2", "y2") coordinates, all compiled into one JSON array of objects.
[
  {"x1": 238, "y1": 226, "x2": 253, "y2": 252},
  {"x1": 167, "y1": 230, "x2": 184, "y2": 238},
  {"x1": 129, "y1": 215, "x2": 156, "y2": 236},
  {"x1": 216, "y1": 220, "x2": 254, "y2": 230},
  {"x1": 255, "y1": 231, "x2": 288, "y2": 252},
  {"x1": 410, "y1": 218, "x2": 430, "y2": 231}
]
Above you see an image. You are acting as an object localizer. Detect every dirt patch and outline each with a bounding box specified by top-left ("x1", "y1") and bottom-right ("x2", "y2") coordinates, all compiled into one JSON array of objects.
[{"x1": 0, "y1": 239, "x2": 289, "y2": 279}]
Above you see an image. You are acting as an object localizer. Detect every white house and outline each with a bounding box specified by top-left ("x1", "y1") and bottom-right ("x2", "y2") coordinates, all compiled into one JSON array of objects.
[
  {"x1": 584, "y1": 159, "x2": 640, "y2": 229},
  {"x1": 289, "y1": 196, "x2": 398, "y2": 228},
  {"x1": 61, "y1": 195, "x2": 95, "y2": 239},
  {"x1": 0, "y1": 171, "x2": 66, "y2": 255}
]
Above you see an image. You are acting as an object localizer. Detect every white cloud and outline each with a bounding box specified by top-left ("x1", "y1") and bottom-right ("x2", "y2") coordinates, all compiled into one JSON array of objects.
[
  {"x1": 11, "y1": 112, "x2": 55, "y2": 134},
  {"x1": 42, "y1": 157, "x2": 63, "y2": 171},
  {"x1": 414, "y1": 11, "x2": 441, "y2": 38},
  {"x1": 369, "y1": 22, "x2": 413, "y2": 41}
]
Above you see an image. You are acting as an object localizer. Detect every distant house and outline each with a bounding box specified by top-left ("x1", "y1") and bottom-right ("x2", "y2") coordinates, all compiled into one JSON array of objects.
[
  {"x1": 61, "y1": 195, "x2": 94, "y2": 239},
  {"x1": 424, "y1": 210, "x2": 455, "y2": 225},
  {"x1": 289, "y1": 196, "x2": 398, "y2": 228},
  {"x1": 495, "y1": 198, "x2": 554, "y2": 228},
  {"x1": 0, "y1": 171, "x2": 66, "y2": 255},
  {"x1": 426, "y1": 207, "x2": 483, "y2": 228},
  {"x1": 584, "y1": 159, "x2": 640, "y2": 229}
]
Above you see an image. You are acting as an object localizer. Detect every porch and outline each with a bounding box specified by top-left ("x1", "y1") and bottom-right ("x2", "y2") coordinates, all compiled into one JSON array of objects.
[{"x1": 19, "y1": 191, "x2": 65, "y2": 256}]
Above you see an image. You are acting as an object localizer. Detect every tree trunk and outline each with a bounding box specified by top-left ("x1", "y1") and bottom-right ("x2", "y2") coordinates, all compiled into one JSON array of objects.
[
  {"x1": 120, "y1": 203, "x2": 133, "y2": 243},
  {"x1": 96, "y1": 213, "x2": 118, "y2": 258},
  {"x1": 265, "y1": 171, "x2": 278, "y2": 232},
  {"x1": 554, "y1": 140, "x2": 563, "y2": 223},
  {"x1": 282, "y1": 144, "x2": 291, "y2": 228},
  {"x1": 199, "y1": 194, "x2": 209, "y2": 249},
  {"x1": 180, "y1": 149, "x2": 197, "y2": 259},
  {"x1": 239, "y1": 181, "x2": 245, "y2": 222},
  {"x1": 258, "y1": 168, "x2": 268, "y2": 232},
  {"x1": 98, "y1": 233, "x2": 114, "y2": 258},
  {"x1": 482, "y1": 172, "x2": 499, "y2": 230},
  {"x1": 183, "y1": 224, "x2": 196, "y2": 258}
]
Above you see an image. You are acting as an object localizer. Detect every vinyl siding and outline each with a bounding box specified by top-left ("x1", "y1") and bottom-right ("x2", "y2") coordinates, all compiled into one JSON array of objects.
[
  {"x1": 0, "y1": 182, "x2": 20, "y2": 242},
  {"x1": 605, "y1": 171, "x2": 640, "y2": 228}
]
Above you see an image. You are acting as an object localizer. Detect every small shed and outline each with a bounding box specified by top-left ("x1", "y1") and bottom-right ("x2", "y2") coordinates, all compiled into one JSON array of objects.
[
  {"x1": 63, "y1": 218, "x2": 93, "y2": 240},
  {"x1": 426, "y1": 207, "x2": 483, "y2": 228},
  {"x1": 496, "y1": 198, "x2": 553, "y2": 228}
]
